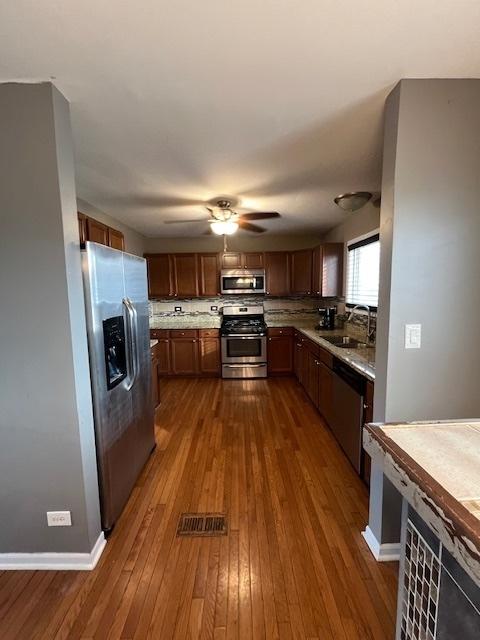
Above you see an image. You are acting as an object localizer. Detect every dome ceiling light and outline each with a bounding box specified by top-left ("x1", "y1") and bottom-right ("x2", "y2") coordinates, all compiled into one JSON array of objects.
[{"x1": 334, "y1": 191, "x2": 372, "y2": 212}]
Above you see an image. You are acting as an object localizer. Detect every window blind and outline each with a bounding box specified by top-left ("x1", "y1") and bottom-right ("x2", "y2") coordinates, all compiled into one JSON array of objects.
[{"x1": 346, "y1": 234, "x2": 380, "y2": 308}]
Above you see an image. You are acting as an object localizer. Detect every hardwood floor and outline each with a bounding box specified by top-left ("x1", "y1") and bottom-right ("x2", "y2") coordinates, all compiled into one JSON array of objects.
[{"x1": 0, "y1": 377, "x2": 398, "y2": 639}]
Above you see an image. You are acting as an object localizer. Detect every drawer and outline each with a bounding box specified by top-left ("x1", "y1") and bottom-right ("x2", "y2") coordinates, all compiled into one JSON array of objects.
[
  {"x1": 318, "y1": 346, "x2": 333, "y2": 368},
  {"x1": 150, "y1": 329, "x2": 169, "y2": 339},
  {"x1": 268, "y1": 327, "x2": 293, "y2": 337},
  {"x1": 199, "y1": 328, "x2": 219, "y2": 338},
  {"x1": 170, "y1": 329, "x2": 198, "y2": 339}
]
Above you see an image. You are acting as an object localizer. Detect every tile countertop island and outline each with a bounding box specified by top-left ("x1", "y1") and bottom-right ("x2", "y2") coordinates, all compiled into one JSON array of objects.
[
  {"x1": 364, "y1": 420, "x2": 480, "y2": 639},
  {"x1": 150, "y1": 312, "x2": 376, "y2": 380}
]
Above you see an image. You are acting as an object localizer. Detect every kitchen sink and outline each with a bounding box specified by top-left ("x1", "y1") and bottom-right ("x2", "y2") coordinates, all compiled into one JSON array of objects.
[{"x1": 322, "y1": 335, "x2": 370, "y2": 349}]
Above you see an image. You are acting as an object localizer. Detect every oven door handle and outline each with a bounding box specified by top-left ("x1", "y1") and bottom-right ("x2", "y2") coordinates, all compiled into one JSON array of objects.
[
  {"x1": 225, "y1": 334, "x2": 266, "y2": 338},
  {"x1": 223, "y1": 364, "x2": 266, "y2": 368}
]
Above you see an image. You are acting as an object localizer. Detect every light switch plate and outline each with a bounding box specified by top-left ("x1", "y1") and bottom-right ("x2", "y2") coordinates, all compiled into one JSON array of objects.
[
  {"x1": 47, "y1": 511, "x2": 72, "y2": 527},
  {"x1": 405, "y1": 324, "x2": 422, "y2": 349},
  {"x1": 174, "y1": 306, "x2": 182, "y2": 312},
  {"x1": 211, "y1": 305, "x2": 218, "y2": 311}
]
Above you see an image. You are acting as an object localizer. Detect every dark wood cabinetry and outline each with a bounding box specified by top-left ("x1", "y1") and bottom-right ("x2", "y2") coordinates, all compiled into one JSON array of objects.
[
  {"x1": 150, "y1": 329, "x2": 220, "y2": 377},
  {"x1": 78, "y1": 211, "x2": 125, "y2": 251},
  {"x1": 171, "y1": 254, "x2": 199, "y2": 297},
  {"x1": 199, "y1": 329, "x2": 221, "y2": 375},
  {"x1": 151, "y1": 343, "x2": 161, "y2": 409},
  {"x1": 220, "y1": 252, "x2": 264, "y2": 269},
  {"x1": 145, "y1": 247, "x2": 343, "y2": 299},
  {"x1": 312, "y1": 243, "x2": 344, "y2": 296},
  {"x1": 146, "y1": 254, "x2": 172, "y2": 298},
  {"x1": 265, "y1": 252, "x2": 290, "y2": 296},
  {"x1": 108, "y1": 227, "x2": 125, "y2": 251},
  {"x1": 198, "y1": 253, "x2": 220, "y2": 296},
  {"x1": 362, "y1": 381, "x2": 374, "y2": 486},
  {"x1": 267, "y1": 327, "x2": 293, "y2": 374},
  {"x1": 290, "y1": 249, "x2": 313, "y2": 295},
  {"x1": 86, "y1": 217, "x2": 109, "y2": 245},
  {"x1": 170, "y1": 330, "x2": 199, "y2": 375}
]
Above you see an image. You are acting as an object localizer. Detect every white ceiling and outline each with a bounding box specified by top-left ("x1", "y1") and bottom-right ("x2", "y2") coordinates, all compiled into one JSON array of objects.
[{"x1": 1, "y1": 1, "x2": 480, "y2": 238}]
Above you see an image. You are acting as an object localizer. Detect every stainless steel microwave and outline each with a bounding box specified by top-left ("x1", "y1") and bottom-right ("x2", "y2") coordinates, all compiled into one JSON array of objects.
[{"x1": 220, "y1": 269, "x2": 266, "y2": 295}]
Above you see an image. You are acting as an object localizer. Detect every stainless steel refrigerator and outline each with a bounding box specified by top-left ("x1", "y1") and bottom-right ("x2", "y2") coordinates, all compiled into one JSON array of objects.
[{"x1": 82, "y1": 241, "x2": 155, "y2": 532}]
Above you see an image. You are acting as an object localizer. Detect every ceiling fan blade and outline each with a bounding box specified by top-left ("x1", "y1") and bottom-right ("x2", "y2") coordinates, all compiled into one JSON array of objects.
[
  {"x1": 238, "y1": 220, "x2": 266, "y2": 233},
  {"x1": 239, "y1": 211, "x2": 280, "y2": 221},
  {"x1": 163, "y1": 217, "x2": 210, "y2": 224}
]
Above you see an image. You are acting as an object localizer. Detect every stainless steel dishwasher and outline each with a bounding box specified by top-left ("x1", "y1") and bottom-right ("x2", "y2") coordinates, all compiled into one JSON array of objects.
[{"x1": 330, "y1": 358, "x2": 366, "y2": 473}]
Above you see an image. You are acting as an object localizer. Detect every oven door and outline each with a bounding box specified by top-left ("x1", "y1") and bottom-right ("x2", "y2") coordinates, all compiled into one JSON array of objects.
[
  {"x1": 220, "y1": 271, "x2": 265, "y2": 294},
  {"x1": 221, "y1": 335, "x2": 266, "y2": 364}
]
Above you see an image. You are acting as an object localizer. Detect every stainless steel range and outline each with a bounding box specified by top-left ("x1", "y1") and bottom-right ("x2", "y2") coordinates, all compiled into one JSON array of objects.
[{"x1": 221, "y1": 305, "x2": 267, "y2": 378}]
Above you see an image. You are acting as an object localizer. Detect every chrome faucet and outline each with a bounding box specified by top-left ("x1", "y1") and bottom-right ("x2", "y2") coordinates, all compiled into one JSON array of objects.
[{"x1": 347, "y1": 304, "x2": 375, "y2": 344}]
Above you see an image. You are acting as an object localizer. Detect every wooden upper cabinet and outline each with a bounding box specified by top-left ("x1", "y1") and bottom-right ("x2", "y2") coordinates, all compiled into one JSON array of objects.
[
  {"x1": 78, "y1": 212, "x2": 87, "y2": 247},
  {"x1": 221, "y1": 252, "x2": 264, "y2": 269},
  {"x1": 265, "y1": 251, "x2": 290, "y2": 296},
  {"x1": 86, "y1": 217, "x2": 109, "y2": 246},
  {"x1": 290, "y1": 249, "x2": 313, "y2": 295},
  {"x1": 108, "y1": 227, "x2": 125, "y2": 251},
  {"x1": 312, "y1": 243, "x2": 344, "y2": 297},
  {"x1": 145, "y1": 254, "x2": 172, "y2": 298},
  {"x1": 243, "y1": 252, "x2": 264, "y2": 269},
  {"x1": 221, "y1": 252, "x2": 242, "y2": 269},
  {"x1": 171, "y1": 253, "x2": 199, "y2": 297},
  {"x1": 198, "y1": 253, "x2": 220, "y2": 296}
]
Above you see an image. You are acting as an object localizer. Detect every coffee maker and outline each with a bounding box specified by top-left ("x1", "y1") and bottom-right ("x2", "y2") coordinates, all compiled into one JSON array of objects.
[{"x1": 318, "y1": 306, "x2": 336, "y2": 330}]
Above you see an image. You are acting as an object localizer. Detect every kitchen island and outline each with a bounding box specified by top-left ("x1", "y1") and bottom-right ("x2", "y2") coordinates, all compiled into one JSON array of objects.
[{"x1": 364, "y1": 420, "x2": 480, "y2": 639}]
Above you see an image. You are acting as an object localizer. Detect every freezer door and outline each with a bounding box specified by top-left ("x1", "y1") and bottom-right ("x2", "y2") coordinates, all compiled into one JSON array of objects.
[
  {"x1": 123, "y1": 252, "x2": 155, "y2": 477},
  {"x1": 83, "y1": 243, "x2": 137, "y2": 531}
]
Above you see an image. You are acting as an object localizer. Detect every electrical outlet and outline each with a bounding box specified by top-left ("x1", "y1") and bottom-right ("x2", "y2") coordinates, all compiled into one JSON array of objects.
[
  {"x1": 174, "y1": 306, "x2": 182, "y2": 312},
  {"x1": 405, "y1": 324, "x2": 422, "y2": 349},
  {"x1": 47, "y1": 511, "x2": 72, "y2": 527},
  {"x1": 210, "y1": 305, "x2": 218, "y2": 311}
]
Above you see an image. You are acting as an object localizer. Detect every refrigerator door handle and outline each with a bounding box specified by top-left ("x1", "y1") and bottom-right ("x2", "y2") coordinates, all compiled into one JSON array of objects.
[
  {"x1": 129, "y1": 298, "x2": 140, "y2": 386},
  {"x1": 122, "y1": 297, "x2": 136, "y2": 390}
]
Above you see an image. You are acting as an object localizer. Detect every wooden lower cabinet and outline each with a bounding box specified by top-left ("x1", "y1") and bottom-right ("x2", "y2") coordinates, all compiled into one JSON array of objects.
[
  {"x1": 362, "y1": 381, "x2": 375, "y2": 486},
  {"x1": 150, "y1": 329, "x2": 220, "y2": 377},
  {"x1": 318, "y1": 361, "x2": 333, "y2": 424},
  {"x1": 170, "y1": 331, "x2": 199, "y2": 375},
  {"x1": 151, "y1": 344, "x2": 161, "y2": 409},
  {"x1": 267, "y1": 328, "x2": 293, "y2": 374},
  {"x1": 199, "y1": 329, "x2": 220, "y2": 375}
]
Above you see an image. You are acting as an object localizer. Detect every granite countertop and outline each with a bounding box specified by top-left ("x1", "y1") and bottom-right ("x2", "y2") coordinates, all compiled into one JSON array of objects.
[
  {"x1": 364, "y1": 420, "x2": 480, "y2": 586},
  {"x1": 149, "y1": 312, "x2": 375, "y2": 380}
]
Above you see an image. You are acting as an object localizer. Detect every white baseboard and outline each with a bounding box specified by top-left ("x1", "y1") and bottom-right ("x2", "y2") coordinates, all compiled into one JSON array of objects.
[
  {"x1": 0, "y1": 531, "x2": 106, "y2": 571},
  {"x1": 362, "y1": 526, "x2": 401, "y2": 562}
]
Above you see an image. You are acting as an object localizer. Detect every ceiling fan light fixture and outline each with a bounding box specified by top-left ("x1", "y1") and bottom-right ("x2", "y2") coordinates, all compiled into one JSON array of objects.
[
  {"x1": 334, "y1": 191, "x2": 372, "y2": 212},
  {"x1": 210, "y1": 220, "x2": 239, "y2": 235}
]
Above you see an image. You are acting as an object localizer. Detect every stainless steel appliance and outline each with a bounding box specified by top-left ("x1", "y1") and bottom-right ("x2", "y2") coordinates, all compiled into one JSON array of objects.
[
  {"x1": 82, "y1": 242, "x2": 155, "y2": 532},
  {"x1": 221, "y1": 305, "x2": 267, "y2": 378},
  {"x1": 330, "y1": 358, "x2": 366, "y2": 473},
  {"x1": 220, "y1": 269, "x2": 266, "y2": 294}
]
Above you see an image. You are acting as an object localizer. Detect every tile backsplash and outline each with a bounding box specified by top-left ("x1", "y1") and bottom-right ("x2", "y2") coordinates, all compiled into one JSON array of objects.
[{"x1": 149, "y1": 295, "x2": 335, "y2": 320}]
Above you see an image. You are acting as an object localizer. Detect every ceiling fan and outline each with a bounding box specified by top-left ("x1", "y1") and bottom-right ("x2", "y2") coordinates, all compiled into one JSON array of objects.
[{"x1": 164, "y1": 199, "x2": 280, "y2": 235}]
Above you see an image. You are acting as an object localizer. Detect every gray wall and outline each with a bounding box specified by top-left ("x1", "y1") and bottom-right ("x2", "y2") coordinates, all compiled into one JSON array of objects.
[
  {"x1": 143, "y1": 233, "x2": 324, "y2": 254},
  {"x1": 0, "y1": 83, "x2": 101, "y2": 554},
  {"x1": 376, "y1": 79, "x2": 480, "y2": 422},
  {"x1": 77, "y1": 197, "x2": 146, "y2": 256},
  {"x1": 323, "y1": 201, "x2": 380, "y2": 245},
  {"x1": 369, "y1": 79, "x2": 480, "y2": 547}
]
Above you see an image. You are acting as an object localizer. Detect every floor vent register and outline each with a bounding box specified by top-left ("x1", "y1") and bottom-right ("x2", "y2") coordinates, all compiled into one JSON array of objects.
[{"x1": 177, "y1": 512, "x2": 228, "y2": 537}]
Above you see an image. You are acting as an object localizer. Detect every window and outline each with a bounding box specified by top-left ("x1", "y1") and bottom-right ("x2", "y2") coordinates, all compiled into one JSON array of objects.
[{"x1": 346, "y1": 233, "x2": 380, "y2": 309}]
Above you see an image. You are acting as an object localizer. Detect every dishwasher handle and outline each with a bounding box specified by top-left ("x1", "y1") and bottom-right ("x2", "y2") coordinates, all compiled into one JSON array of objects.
[{"x1": 332, "y1": 358, "x2": 366, "y2": 396}]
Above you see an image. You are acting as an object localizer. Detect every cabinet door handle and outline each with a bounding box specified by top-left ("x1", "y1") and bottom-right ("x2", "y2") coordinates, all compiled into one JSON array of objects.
[
  {"x1": 268, "y1": 337, "x2": 272, "y2": 341},
  {"x1": 192, "y1": 339, "x2": 196, "y2": 343}
]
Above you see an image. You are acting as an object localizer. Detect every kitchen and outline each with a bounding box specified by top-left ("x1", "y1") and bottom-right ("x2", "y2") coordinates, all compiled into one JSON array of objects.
[{"x1": 1, "y1": 2, "x2": 480, "y2": 639}]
